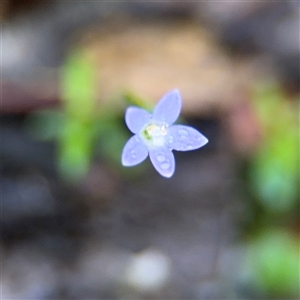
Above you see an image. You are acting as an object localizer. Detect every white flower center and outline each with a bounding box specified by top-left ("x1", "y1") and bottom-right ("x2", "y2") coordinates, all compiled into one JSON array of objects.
[{"x1": 141, "y1": 123, "x2": 168, "y2": 147}]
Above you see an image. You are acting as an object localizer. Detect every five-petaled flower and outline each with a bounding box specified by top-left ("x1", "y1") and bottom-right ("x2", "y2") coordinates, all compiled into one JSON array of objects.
[{"x1": 121, "y1": 89, "x2": 208, "y2": 178}]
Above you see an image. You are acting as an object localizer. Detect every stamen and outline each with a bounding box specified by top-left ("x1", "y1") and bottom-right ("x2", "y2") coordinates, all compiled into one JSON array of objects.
[{"x1": 141, "y1": 123, "x2": 168, "y2": 145}]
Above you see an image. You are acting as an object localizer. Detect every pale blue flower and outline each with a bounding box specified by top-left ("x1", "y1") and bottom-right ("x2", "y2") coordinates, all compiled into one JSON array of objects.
[{"x1": 121, "y1": 89, "x2": 208, "y2": 178}]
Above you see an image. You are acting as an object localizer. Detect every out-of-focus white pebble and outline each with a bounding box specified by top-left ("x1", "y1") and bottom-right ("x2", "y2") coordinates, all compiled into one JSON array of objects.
[{"x1": 124, "y1": 248, "x2": 171, "y2": 292}]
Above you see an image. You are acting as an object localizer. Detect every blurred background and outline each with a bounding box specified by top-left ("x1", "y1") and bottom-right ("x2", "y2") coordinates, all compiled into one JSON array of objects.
[{"x1": 1, "y1": 1, "x2": 299, "y2": 299}]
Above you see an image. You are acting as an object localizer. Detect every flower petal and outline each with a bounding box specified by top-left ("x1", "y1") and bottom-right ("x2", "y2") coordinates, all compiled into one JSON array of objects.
[
  {"x1": 166, "y1": 125, "x2": 208, "y2": 151},
  {"x1": 125, "y1": 107, "x2": 151, "y2": 134},
  {"x1": 153, "y1": 89, "x2": 181, "y2": 125},
  {"x1": 122, "y1": 135, "x2": 149, "y2": 166},
  {"x1": 149, "y1": 146, "x2": 175, "y2": 178}
]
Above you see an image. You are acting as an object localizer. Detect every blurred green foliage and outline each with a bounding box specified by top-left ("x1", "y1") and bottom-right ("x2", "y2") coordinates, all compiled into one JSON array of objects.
[
  {"x1": 26, "y1": 50, "x2": 154, "y2": 181},
  {"x1": 243, "y1": 83, "x2": 299, "y2": 299},
  {"x1": 249, "y1": 84, "x2": 299, "y2": 214},
  {"x1": 246, "y1": 229, "x2": 299, "y2": 298},
  {"x1": 61, "y1": 51, "x2": 97, "y2": 120},
  {"x1": 58, "y1": 50, "x2": 98, "y2": 180},
  {"x1": 123, "y1": 90, "x2": 154, "y2": 111}
]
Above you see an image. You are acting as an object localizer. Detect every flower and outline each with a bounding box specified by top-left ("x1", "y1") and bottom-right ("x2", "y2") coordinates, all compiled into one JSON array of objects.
[{"x1": 121, "y1": 89, "x2": 208, "y2": 178}]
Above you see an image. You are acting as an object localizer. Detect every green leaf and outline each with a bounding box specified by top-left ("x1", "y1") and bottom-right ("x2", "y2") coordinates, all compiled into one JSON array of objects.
[
  {"x1": 246, "y1": 230, "x2": 299, "y2": 298},
  {"x1": 123, "y1": 90, "x2": 153, "y2": 111},
  {"x1": 58, "y1": 118, "x2": 94, "y2": 181},
  {"x1": 61, "y1": 50, "x2": 97, "y2": 119}
]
